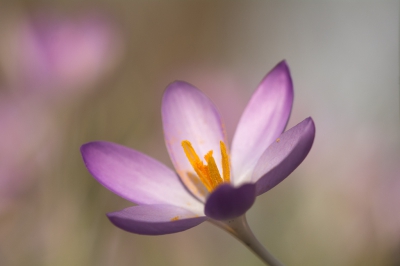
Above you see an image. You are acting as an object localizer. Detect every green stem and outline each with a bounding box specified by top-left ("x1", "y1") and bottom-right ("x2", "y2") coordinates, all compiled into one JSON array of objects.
[{"x1": 209, "y1": 215, "x2": 285, "y2": 266}]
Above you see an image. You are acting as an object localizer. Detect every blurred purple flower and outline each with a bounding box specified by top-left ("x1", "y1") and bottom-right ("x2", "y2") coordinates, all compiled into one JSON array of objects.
[
  {"x1": 0, "y1": 11, "x2": 123, "y2": 213},
  {"x1": 81, "y1": 61, "x2": 315, "y2": 235},
  {"x1": 0, "y1": 11, "x2": 122, "y2": 100}
]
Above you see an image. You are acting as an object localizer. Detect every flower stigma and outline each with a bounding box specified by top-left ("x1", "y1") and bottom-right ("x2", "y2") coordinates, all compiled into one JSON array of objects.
[{"x1": 181, "y1": 140, "x2": 230, "y2": 192}]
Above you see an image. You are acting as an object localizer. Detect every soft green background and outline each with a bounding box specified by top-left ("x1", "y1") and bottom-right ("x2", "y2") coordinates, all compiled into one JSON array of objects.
[{"x1": 0, "y1": 1, "x2": 398, "y2": 265}]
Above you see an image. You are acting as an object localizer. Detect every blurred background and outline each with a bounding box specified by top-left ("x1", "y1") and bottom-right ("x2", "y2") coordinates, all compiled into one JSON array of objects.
[{"x1": 0, "y1": 1, "x2": 398, "y2": 265}]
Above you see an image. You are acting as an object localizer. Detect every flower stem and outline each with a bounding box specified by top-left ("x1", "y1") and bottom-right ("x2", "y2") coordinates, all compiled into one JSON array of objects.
[{"x1": 209, "y1": 215, "x2": 285, "y2": 266}]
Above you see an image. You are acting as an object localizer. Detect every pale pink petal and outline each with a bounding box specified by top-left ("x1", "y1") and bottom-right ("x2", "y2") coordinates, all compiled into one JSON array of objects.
[
  {"x1": 81, "y1": 141, "x2": 204, "y2": 214},
  {"x1": 231, "y1": 61, "x2": 294, "y2": 185},
  {"x1": 162, "y1": 81, "x2": 227, "y2": 201},
  {"x1": 252, "y1": 118, "x2": 315, "y2": 195}
]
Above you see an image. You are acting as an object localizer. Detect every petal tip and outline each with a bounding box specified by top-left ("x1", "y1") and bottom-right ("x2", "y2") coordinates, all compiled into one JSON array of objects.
[
  {"x1": 80, "y1": 141, "x2": 98, "y2": 161},
  {"x1": 106, "y1": 211, "x2": 131, "y2": 233},
  {"x1": 277, "y1": 59, "x2": 288, "y2": 68},
  {"x1": 263, "y1": 60, "x2": 293, "y2": 95},
  {"x1": 164, "y1": 80, "x2": 195, "y2": 95},
  {"x1": 80, "y1": 141, "x2": 109, "y2": 161},
  {"x1": 80, "y1": 141, "x2": 93, "y2": 155},
  {"x1": 106, "y1": 211, "x2": 115, "y2": 219},
  {"x1": 305, "y1": 116, "x2": 313, "y2": 122},
  {"x1": 162, "y1": 81, "x2": 200, "y2": 109},
  {"x1": 106, "y1": 211, "x2": 121, "y2": 224},
  {"x1": 304, "y1": 117, "x2": 316, "y2": 136},
  {"x1": 273, "y1": 60, "x2": 290, "y2": 75}
]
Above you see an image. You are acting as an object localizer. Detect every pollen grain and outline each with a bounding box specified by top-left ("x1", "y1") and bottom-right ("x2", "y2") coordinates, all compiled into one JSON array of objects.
[{"x1": 171, "y1": 216, "x2": 179, "y2": 221}]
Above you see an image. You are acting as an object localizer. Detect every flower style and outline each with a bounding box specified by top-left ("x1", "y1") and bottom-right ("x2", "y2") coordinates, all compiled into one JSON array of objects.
[{"x1": 81, "y1": 61, "x2": 315, "y2": 236}]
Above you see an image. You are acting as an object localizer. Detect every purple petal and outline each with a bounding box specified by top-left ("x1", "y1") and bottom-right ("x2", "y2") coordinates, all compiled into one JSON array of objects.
[
  {"x1": 252, "y1": 117, "x2": 315, "y2": 196},
  {"x1": 81, "y1": 141, "x2": 203, "y2": 214},
  {"x1": 204, "y1": 183, "x2": 256, "y2": 220},
  {"x1": 107, "y1": 205, "x2": 206, "y2": 235},
  {"x1": 231, "y1": 61, "x2": 294, "y2": 185},
  {"x1": 162, "y1": 81, "x2": 227, "y2": 201}
]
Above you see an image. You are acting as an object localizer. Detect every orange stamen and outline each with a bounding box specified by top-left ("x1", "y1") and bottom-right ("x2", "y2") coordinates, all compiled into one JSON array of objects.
[
  {"x1": 205, "y1": 151, "x2": 223, "y2": 187},
  {"x1": 220, "y1": 141, "x2": 230, "y2": 182},
  {"x1": 181, "y1": 141, "x2": 213, "y2": 191},
  {"x1": 181, "y1": 140, "x2": 230, "y2": 192}
]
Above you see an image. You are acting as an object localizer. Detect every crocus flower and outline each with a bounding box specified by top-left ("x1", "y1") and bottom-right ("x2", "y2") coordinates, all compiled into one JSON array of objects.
[{"x1": 81, "y1": 61, "x2": 315, "y2": 265}]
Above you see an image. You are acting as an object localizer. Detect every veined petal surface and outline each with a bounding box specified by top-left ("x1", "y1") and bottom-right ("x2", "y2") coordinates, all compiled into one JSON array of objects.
[
  {"x1": 107, "y1": 205, "x2": 206, "y2": 235},
  {"x1": 81, "y1": 141, "x2": 203, "y2": 214},
  {"x1": 231, "y1": 61, "x2": 294, "y2": 185},
  {"x1": 252, "y1": 117, "x2": 315, "y2": 196},
  {"x1": 204, "y1": 183, "x2": 256, "y2": 220},
  {"x1": 162, "y1": 81, "x2": 227, "y2": 200}
]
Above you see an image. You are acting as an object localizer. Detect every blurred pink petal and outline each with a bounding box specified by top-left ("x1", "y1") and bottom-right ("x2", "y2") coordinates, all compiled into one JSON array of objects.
[{"x1": 1, "y1": 11, "x2": 123, "y2": 100}]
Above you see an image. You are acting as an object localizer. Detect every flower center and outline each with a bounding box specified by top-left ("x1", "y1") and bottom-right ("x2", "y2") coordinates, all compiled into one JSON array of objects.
[{"x1": 181, "y1": 140, "x2": 230, "y2": 192}]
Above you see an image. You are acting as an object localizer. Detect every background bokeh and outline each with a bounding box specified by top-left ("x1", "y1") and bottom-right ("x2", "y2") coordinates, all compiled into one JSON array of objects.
[{"x1": 0, "y1": 1, "x2": 398, "y2": 266}]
